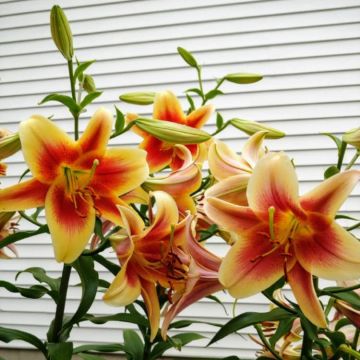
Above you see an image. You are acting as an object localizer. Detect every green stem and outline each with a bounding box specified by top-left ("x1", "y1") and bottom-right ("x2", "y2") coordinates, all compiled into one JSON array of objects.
[
  {"x1": 254, "y1": 324, "x2": 282, "y2": 360},
  {"x1": 67, "y1": 60, "x2": 79, "y2": 140},
  {"x1": 110, "y1": 121, "x2": 136, "y2": 139},
  {"x1": 19, "y1": 211, "x2": 43, "y2": 227},
  {"x1": 196, "y1": 66, "x2": 206, "y2": 104},
  {"x1": 142, "y1": 335, "x2": 152, "y2": 360},
  {"x1": 337, "y1": 141, "x2": 348, "y2": 170},
  {"x1": 332, "y1": 344, "x2": 360, "y2": 360},
  {"x1": 211, "y1": 120, "x2": 231, "y2": 136},
  {"x1": 353, "y1": 329, "x2": 360, "y2": 351},
  {"x1": 345, "y1": 150, "x2": 360, "y2": 170},
  {"x1": 201, "y1": 77, "x2": 225, "y2": 105},
  {"x1": 49, "y1": 264, "x2": 72, "y2": 343}
]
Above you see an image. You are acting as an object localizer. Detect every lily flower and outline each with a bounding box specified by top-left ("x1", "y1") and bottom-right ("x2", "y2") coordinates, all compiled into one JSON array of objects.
[
  {"x1": 143, "y1": 145, "x2": 202, "y2": 215},
  {"x1": 103, "y1": 191, "x2": 222, "y2": 341},
  {"x1": 0, "y1": 108, "x2": 149, "y2": 263},
  {"x1": 205, "y1": 152, "x2": 360, "y2": 328},
  {"x1": 127, "y1": 90, "x2": 213, "y2": 173},
  {"x1": 208, "y1": 131, "x2": 267, "y2": 181}
]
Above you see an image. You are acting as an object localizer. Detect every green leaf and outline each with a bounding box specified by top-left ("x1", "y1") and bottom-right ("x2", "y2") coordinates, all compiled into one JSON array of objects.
[
  {"x1": 324, "y1": 165, "x2": 340, "y2": 179},
  {"x1": 0, "y1": 280, "x2": 49, "y2": 299},
  {"x1": 269, "y1": 317, "x2": 294, "y2": 347},
  {"x1": 168, "y1": 319, "x2": 221, "y2": 330},
  {"x1": 185, "y1": 93, "x2": 195, "y2": 112},
  {"x1": 62, "y1": 256, "x2": 99, "y2": 333},
  {"x1": 225, "y1": 73, "x2": 262, "y2": 84},
  {"x1": 73, "y1": 343, "x2": 125, "y2": 354},
  {"x1": 150, "y1": 332, "x2": 204, "y2": 359},
  {"x1": 93, "y1": 254, "x2": 120, "y2": 276},
  {"x1": 209, "y1": 308, "x2": 294, "y2": 345},
  {"x1": 335, "y1": 214, "x2": 360, "y2": 221},
  {"x1": 16, "y1": 267, "x2": 60, "y2": 294},
  {"x1": 323, "y1": 133, "x2": 342, "y2": 152},
  {"x1": 207, "y1": 294, "x2": 228, "y2": 315},
  {"x1": 123, "y1": 329, "x2": 144, "y2": 360},
  {"x1": 177, "y1": 47, "x2": 198, "y2": 68},
  {"x1": 216, "y1": 112, "x2": 224, "y2": 129},
  {"x1": 19, "y1": 168, "x2": 30, "y2": 182},
  {"x1": 80, "y1": 91, "x2": 102, "y2": 109},
  {"x1": 39, "y1": 93, "x2": 80, "y2": 114},
  {"x1": 205, "y1": 89, "x2": 223, "y2": 101},
  {"x1": 48, "y1": 342, "x2": 73, "y2": 360},
  {"x1": 74, "y1": 60, "x2": 96, "y2": 81},
  {"x1": 323, "y1": 289, "x2": 360, "y2": 310},
  {"x1": 0, "y1": 326, "x2": 47, "y2": 355},
  {"x1": 186, "y1": 88, "x2": 203, "y2": 97},
  {"x1": 83, "y1": 313, "x2": 148, "y2": 328},
  {"x1": 114, "y1": 106, "x2": 125, "y2": 134},
  {"x1": 0, "y1": 225, "x2": 49, "y2": 250}
]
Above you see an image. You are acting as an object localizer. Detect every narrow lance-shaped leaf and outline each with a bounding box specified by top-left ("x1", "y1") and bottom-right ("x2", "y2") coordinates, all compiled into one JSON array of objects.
[
  {"x1": 123, "y1": 329, "x2": 144, "y2": 360},
  {"x1": 114, "y1": 106, "x2": 125, "y2": 134},
  {"x1": 48, "y1": 342, "x2": 73, "y2": 360},
  {"x1": 80, "y1": 91, "x2": 102, "y2": 109},
  {"x1": 38, "y1": 94, "x2": 80, "y2": 115},
  {"x1": 74, "y1": 60, "x2": 96, "y2": 81}
]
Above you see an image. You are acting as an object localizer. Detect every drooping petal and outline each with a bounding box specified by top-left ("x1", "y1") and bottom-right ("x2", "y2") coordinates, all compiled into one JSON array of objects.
[
  {"x1": 121, "y1": 186, "x2": 149, "y2": 205},
  {"x1": 334, "y1": 300, "x2": 360, "y2": 328},
  {"x1": 208, "y1": 140, "x2": 251, "y2": 181},
  {"x1": 219, "y1": 223, "x2": 293, "y2": 298},
  {"x1": 45, "y1": 181, "x2": 96, "y2": 263},
  {"x1": 0, "y1": 178, "x2": 48, "y2": 211},
  {"x1": 294, "y1": 220, "x2": 360, "y2": 280},
  {"x1": 186, "y1": 104, "x2": 214, "y2": 129},
  {"x1": 205, "y1": 173, "x2": 250, "y2": 206},
  {"x1": 103, "y1": 261, "x2": 141, "y2": 306},
  {"x1": 300, "y1": 170, "x2": 360, "y2": 218},
  {"x1": 140, "y1": 136, "x2": 173, "y2": 173},
  {"x1": 90, "y1": 148, "x2": 149, "y2": 197},
  {"x1": 19, "y1": 115, "x2": 79, "y2": 183},
  {"x1": 142, "y1": 191, "x2": 179, "y2": 240},
  {"x1": 118, "y1": 205, "x2": 145, "y2": 237},
  {"x1": 247, "y1": 152, "x2": 302, "y2": 218},
  {"x1": 153, "y1": 91, "x2": 185, "y2": 124},
  {"x1": 241, "y1": 131, "x2": 267, "y2": 169},
  {"x1": 287, "y1": 262, "x2": 327, "y2": 328},
  {"x1": 140, "y1": 278, "x2": 160, "y2": 342},
  {"x1": 204, "y1": 197, "x2": 259, "y2": 234}
]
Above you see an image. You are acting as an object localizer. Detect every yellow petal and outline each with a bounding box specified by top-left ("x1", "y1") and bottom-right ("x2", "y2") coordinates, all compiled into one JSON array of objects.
[
  {"x1": 78, "y1": 107, "x2": 113, "y2": 157},
  {"x1": 241, "y1": 131, "x2": 267, "y2": 168},
  {"x1": 186, "y1": 103, "x2": 214, "y2": 129},
  {"x1": 300, "y1": 169, "x2": 360, "y2": 218},
  {"x1": 287, "y1": 262, "x2": 327, "y2": 328},
  {"x1": 45, "y1": 181, "x2": 95, "y2": 263},
  {"x1": 247, "y1": 152, "x2": 301, "y2": 218},
  {"x1": 153, "y1": 91, "x2": 185, "y2": 124},
  {"x1": 19, "y1": 115, "x2": 79, "y2": 183}
]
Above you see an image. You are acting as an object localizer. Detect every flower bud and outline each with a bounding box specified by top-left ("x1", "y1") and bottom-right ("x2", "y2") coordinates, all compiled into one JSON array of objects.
[
  {"x1": 135, "y1": 118, "x2": 211, "y2": 144},
  {"x1": 225, "y1": 73, "x2": 262, "y2": 84},
  {"x1": 230, "y1": 118, "x2": 285, "y2": 139},
  {"x1": 0, "y1": 132, "x2": 21, "y2": 160},
  {"x1": 343, "y1": 127, "x2": 360, "y2": 149},
  {"x1": 82, "y1": 74, "x2": 96, "y2": 93},
  {"x1": 119, "y1": 92, "x2": 156, "y2": 105},
  {"x1": 177, "y1": 47, "x2": 198, "y2": 68},
  {"x1": 50, "y1": 5, "x2": 73, "y2": 60}
]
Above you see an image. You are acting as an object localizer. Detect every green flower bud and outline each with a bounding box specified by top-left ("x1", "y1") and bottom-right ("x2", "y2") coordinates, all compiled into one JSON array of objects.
[
  {"x1": 135, "y1": 118, "x2": 211, "y2": 144},
  {"x1": 343, "y1": 127, "x2": 360, "y2": 149},
  {"x1": 50, "y1": 5, "x2": 73, "y2": 60},
  {"x1": 82, "y1": 74, "x2": 96, "y2": 93},
  {"x1": 119, "y1": 92, "x2": 156, "y2": 105},
  {"x1": 0, "y1": 132, "x2": 21, "y2": 160},
  {"x1": 177, "y1": 47, "x2": 198, "y2": 68},
  {"x1": 225, "y1": 73, "x2": 262, "y2": 84},
  {"x1": 230, "y1": 118, "x2": 285, "y2": 139}
]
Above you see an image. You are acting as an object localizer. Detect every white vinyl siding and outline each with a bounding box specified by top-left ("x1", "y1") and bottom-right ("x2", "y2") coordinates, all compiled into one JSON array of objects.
[{"x1": 0, "y1": 0, "x2": 359, "y2": 358}]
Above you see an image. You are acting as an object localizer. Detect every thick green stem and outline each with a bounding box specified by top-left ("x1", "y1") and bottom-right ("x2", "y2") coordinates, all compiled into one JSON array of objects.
[
  {"x1": 210, "y1": 120, "x2": 231, "y2": 136},
  {"x1": 49, "y1": 264, "x2": 72, "y2": 343},
  {"x1": 332, "y1": 344, "x2": 360, "y2": 360},
  {"x1": 143, "y1": 336, "x2": 152, "y2": 360},
  {"x1": 67, "y1": 60, "x2": 79, "y2": 140}
]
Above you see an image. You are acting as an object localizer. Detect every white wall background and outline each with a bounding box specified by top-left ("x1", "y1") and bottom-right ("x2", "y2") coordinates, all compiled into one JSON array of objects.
[{"x1": 0, "y1": 0, "x2": 360, "y2": 358}]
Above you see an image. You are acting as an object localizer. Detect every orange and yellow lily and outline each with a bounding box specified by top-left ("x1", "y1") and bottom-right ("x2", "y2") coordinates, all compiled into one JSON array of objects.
[
  {"x1": 0, "y1": 108, "x2": 149, "y2": 263},
  {"x1": 128, "y1": 90, "x2": 213, "y2": 173},
  {"x1": 103, "y1": 191, "x2": 222, "y2": 341},
  {"x1": 205, "y1": 152, "x2": 360, "y2": 328}
]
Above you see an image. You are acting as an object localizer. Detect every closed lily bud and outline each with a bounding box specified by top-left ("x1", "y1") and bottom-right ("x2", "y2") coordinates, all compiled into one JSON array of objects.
[
  {"x1": 82, "y1": 74, "x2": 96, "y2": 93},
  {"x1": 119, "y1": 92, "x2": 156, "y2": 105},
  {"x1": 0, "y1": 132, "x2": 21, "y2": 160},
  {"x1": 134, "y1": 118, "x2": 211, "y2": 144},
  {"x1": 230, "y1": 118, "x2": 285, "y2": 139},
  {"x1": 225, "y1": 73, "x2": 262, "y2": 84},
  {"x1": 343, "y1": 127, "x2": 360, "y2": 148},
  {"x1": 50, "y1": 5, "x2": 73, "y2": 60}
]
